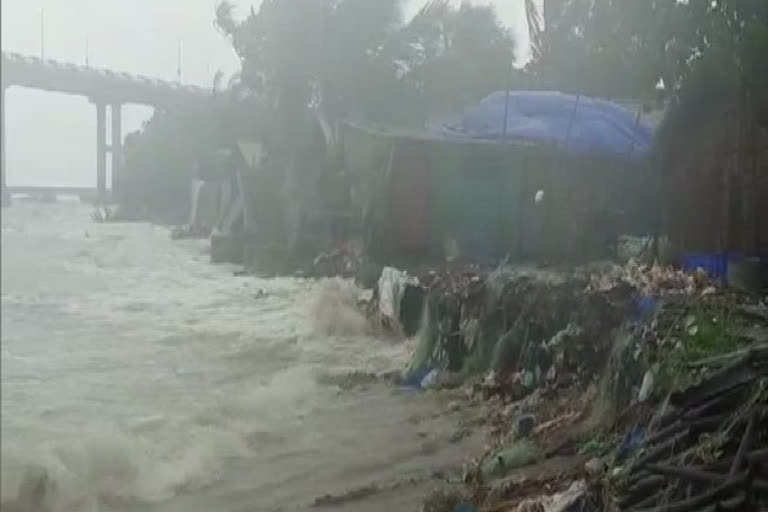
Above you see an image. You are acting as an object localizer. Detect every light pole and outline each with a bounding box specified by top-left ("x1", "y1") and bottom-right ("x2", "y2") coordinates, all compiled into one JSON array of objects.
[
  {"x1": 177, "y1": 41, "x2": 183, "y2": 82},
  {"x1": 40, "y1": 9, "x2": 46, "y2": 60}
]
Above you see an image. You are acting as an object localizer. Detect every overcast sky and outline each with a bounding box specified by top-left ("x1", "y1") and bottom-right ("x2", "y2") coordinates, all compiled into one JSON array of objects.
[{"x1": 1, "y1": 0, "x2": 528, "y2": 187}]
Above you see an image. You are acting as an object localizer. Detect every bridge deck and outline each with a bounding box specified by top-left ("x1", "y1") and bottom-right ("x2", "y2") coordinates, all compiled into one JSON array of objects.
[
  {"x1": 2, "y1": 52, "x2": 211, "y2": 108},
  {"x1": 7, "y1": 186, "x2": 103, "y2": 203}
]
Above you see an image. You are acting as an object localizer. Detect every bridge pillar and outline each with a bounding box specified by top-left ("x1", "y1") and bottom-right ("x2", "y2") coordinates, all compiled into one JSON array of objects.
[
  {"x1": 95, "y1": 102, "x2": 107, "y2": 203},
  {"x1": 1, "y1": 85, "x2": 9, "y2": 207},
  {"x1": 111, "y1": 103, "x2": 122, "y2": 201}
]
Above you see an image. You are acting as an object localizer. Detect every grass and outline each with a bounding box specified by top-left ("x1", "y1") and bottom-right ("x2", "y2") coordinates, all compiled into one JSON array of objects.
[
  {"x1": 678, "y1": 308, "x2": 736, "y2": 362},
  {"x1": 656, "y1": 302, "x2": 742, "y2": 393}
]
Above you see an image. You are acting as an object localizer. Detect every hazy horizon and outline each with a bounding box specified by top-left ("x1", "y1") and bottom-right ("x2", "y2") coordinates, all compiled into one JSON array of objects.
[{"x1": 1, "y1": 0, "x2": 528, "y2": 187}]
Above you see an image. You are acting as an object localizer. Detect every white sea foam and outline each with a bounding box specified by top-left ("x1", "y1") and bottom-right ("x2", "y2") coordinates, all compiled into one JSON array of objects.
[{"x1": 1, "y1": 203, "x2": 422, "y2": 512}]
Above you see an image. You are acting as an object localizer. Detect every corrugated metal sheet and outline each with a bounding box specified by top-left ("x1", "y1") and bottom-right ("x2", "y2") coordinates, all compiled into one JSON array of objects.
[
  {"x1": 386, "y1": 139, "x2": 432, "y2": 255},
  {"x1": 342, "y1": 121, "x2": 639, "y2": 263},
  {"x1": 428, "y1": 141, "x2": 521, "y2": 260}
]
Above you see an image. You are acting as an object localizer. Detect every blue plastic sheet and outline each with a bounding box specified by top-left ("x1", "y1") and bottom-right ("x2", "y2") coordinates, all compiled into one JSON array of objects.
[{"x1": 435, "y1": 90, "x2": 654, "y2": 163}]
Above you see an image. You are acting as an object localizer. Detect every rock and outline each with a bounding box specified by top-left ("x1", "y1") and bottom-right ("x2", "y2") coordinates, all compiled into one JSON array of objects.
[
  {"x1": 431, "y1": 469, "x2": 447, "y2": 480},
  {"x1": 436, "y1": 371, "x2": 464, "y2": 389},
  {"x1": 584, "y1": 457, "x2": 605, "y2": 475},
  {"x1": 400, "y1": 283, "x2": 426, "y2": 338},
  {"x1": 514, "y1": 414, "x2": 537, "y2": 438},
  {"x1": 357, "y1": 288, "x2": 374, "y2": 305},
  {"x1": 355, "y1": 262, "x2": 382, "y2": 290},
  {"x1": 211, "y1": 232, "x2": 245, "y2": 264},
  {"x1": 313, "y1": 485, "x2": 379, "y2": 507},
  {"x1": 502, "y1": 402, "x2": 519, "y2": 418},
  {"x1": 449, "y1": 429, "x2": 469, "y2": 443},
  {"x1": 2, "y1": 465, "x2": 51, "y2": 512},
  {"x1": 420, "y1": 440, "x2": 439, "y2": 455},
  {"x1": 517, "y1": 500, "x2": 546, "y2": 512}
]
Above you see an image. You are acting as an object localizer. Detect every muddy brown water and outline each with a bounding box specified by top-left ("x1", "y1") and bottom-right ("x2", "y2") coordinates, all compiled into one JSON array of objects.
[{"x1": 1, "y1": 202, "x2": 484, "y2": 512}]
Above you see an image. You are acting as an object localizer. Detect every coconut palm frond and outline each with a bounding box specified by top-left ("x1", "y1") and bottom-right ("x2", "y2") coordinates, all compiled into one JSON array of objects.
[
  {"x1": 215, "y1": 1, "x2": 237, "y2": 37},
  {"x1": 212, "y1": 70, "x2": 225, "y2": 94},
  {"x1": 525, "y1": 0, "x2": 544, "y2": 60}
]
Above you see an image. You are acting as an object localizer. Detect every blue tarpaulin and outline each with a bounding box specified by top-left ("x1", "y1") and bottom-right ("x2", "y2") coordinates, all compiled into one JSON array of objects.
[{"x1": 435, "y1": 90, "x2": 654, "y2": 163}]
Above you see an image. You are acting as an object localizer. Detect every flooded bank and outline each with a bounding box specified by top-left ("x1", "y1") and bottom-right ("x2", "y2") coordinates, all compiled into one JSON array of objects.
[{"x1": 1, "y1": 202, "x2": 481, "y2": 512}]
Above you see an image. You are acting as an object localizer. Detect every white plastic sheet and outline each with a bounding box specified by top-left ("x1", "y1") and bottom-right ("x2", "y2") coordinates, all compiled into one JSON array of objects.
[{"x1": 377, "y1": 267, "x2": 419, "y2": 324}]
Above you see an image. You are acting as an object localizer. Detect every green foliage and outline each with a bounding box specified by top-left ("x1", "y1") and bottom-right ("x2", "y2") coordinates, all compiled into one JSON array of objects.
[
  {"x1": 656, "y1": 0, "x2": 768, "y2": 150},
  {"x1": 524, "y1": 0, "x2": 680, "y2": 98},
  {"x1": 120, "y1": 106, "x2": 226, "y2": 223},
  {"x1": 678, "y1": 309, "x2": 737, "y2": 363},
  {"x1": 655, "y1": 304, "x2": 743, "y2": 393},
  {"x1": 125, "y1": 0, "x2": 768, "y2": 221},
  {"x1": 119, "y1": 66, "x2": 268, "y2": 222},
  {"x1": 524, "y1": 0, "x2": 767, "y2": 107},
  {"x1": 215, "y1": 0, "x2": 516, "y2": 128},
  {"x1": 578, "y1": 434, "x2": 612, "y2": 456}
]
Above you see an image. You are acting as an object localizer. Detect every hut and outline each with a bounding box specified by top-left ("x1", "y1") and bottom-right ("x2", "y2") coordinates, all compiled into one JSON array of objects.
[{"x1": 339, "y1": 91, "x2": 655, "y2": 266}]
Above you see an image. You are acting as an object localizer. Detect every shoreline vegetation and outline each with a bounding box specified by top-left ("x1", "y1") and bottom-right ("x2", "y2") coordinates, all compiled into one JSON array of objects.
[{"x1": 97, "y1": 0, "x2": 767, "y2": 510}]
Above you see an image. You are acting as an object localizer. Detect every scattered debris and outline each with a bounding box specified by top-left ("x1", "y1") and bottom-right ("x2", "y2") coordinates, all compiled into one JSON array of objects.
[
  {"x1": 610, "y1": 345, "x2": 768, "y2": 511},
  {"x1": 512, "y1": 480, "x2": 589, "y2": 512},
  {"x1": 515, "y1": 415, "x2": 537, "y2": 439},
  {"x1": 377, "y1": 266, "x2": 421, "y2": 335},
  {"x1": 398, "y1": 261, "x2": 765, "y2": 512},
  {"x1": 483, "y1": 440, "x2": 542, "y2": 479},
  {"x1": 638, "y1": 368, "x2": 656, "y2": 403},
  {"x1": 584, "y1": 458, "x2": 605, "y2": 476},
  {"x1": 310, "y1": 260, "x2": 765, "y2": 512}
]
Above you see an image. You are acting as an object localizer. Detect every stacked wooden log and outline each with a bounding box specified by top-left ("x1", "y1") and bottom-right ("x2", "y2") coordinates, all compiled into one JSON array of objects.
[{"x1": 618, "y1": 345, "x2": 768, "y2": 511}]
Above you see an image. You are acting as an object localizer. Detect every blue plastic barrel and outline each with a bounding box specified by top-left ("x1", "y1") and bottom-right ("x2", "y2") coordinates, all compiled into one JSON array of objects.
[{"x1": 680, "y1": 252, "x2": 746, "y2": 280}]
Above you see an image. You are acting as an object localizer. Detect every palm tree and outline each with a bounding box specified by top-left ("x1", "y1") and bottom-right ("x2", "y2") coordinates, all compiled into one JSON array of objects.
[{"x1": 524, "y1": 0, "x2": 544, "y2": 61}]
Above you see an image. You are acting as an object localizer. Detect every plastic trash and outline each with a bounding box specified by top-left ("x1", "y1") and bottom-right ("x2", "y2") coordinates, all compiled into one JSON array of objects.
[
  {"x1": 546, "y1": 480, "x2": 588, "y2": 512},
  {"x1": 635, "y1": 295, "x2": 657, "y2": 319},
  {"x1": 515, "y1": 480, "x2": 588, "y2": 512},
  {"x1": 406, "y1": 299, "x2": 438, "y2": 382},
  {"x1": 420, "y1": 368, "x2": 440, "y2": 389},
  {"x1": 482, "y1": 439, "x2": 541, "y2": 478},
  {"x1": 377, "y1": 267, "x2": 419, "y2": 325},
  {"x1": 617, "y1": 426, "x2": 646, "y2": 460},
  {"x1": 638, "y1": 369, "x2": 655, "y2": 403},
  {"x1": 401, "y1": 368, "x2": 429, "y2": 389}
]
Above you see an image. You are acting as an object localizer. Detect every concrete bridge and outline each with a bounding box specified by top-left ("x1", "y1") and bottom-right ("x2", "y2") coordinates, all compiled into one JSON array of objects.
[
  {"x1": 1, "y1": 51, "x2": 213, "y2": 205},
  {"x1": 5, "y1": 185, "x2": 100, "y2": 203}
]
